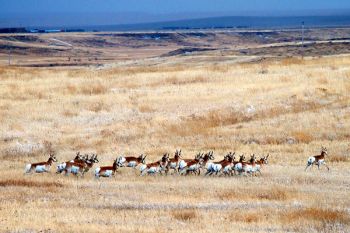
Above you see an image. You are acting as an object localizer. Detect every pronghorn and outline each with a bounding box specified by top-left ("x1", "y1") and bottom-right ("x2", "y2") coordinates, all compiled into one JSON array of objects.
[
  {"x1": 64, "y1": 154, "x2": 99, "y2": 176},
  {"x1": 95, "y1": 157, "x2": 120, "y2": 178},
  {"x1": 179, "y1": 153, "x2": 203, "y2": 175},
  {"x1": 233, "y1": 154, "x2": 246, "y2": 175},
  {"x1": 221, "y1": 152, "x2": 235, "y2": 175},
  {"x1": 178, "y1": 152, "x2": 206, "y2": 173},
  {"x1": 241, "y1": 154, "x2": 256, "y2": 175},
  {"x1": 205, "y1": 152, "x2": 234, "y2": 176},
  {"x1": 118, "y1": 154, "x2": 147, "y2": 168},
  {"x1": 56, "y1": 152, "x2": 85, "y2": 174},
  {"x1": 198, "y1": 151, "x2": 215, "y2": 175},
  {"x1": 305, "y1": 147, "x2": 329, "y2": 171},
  {"x1": 252, "y1": 154, "x2": 269, "y2": 175},
  {"x1": 165, "y1": 149, "x2": 182, "y2": 174},
  {"x1": 25, "y1": 153, "x2": 57, "y2": 173},
  {"x1": 140, "y1": 153, "x2": 170, "y2": 176}
]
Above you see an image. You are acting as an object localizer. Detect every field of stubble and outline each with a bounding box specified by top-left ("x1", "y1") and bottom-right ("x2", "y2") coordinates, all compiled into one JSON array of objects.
[{"x1": 0, "y1": 55, "x2": 350, "y2": 232}]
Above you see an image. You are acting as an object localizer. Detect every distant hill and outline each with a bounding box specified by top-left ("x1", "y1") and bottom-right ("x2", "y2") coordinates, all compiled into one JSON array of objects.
[{"x1": 75, "y1": 15, "x2": 350, "y2": 32}]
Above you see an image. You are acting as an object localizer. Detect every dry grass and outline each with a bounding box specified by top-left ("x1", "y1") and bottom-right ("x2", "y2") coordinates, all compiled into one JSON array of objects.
[
  {"x1": 292, "y1": 131, "x2": 314, "y2": 144},
  {"x1": 329, "y1": 154, "x2": 349, "y2": 163},
  {"x1": 217, "y1": 186, "x2": 299, "y2": 201},
  {"x1": 0, "y1": 54, "x2": 350, "y2": 232},
  {"x1": 0, "y1": 179, "x2": 64, "y2": 188},
  {"x1": 281, "y1": 207, "x2": 350, "y2": 225},
  {"x1": 171, "y1": 209, "x2": 198, "y2": 221}
]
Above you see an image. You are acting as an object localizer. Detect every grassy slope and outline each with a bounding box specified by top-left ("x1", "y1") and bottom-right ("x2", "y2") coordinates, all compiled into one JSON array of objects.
[{"x1": 0, "y1": 55, "x2": 349, "y2": 232}]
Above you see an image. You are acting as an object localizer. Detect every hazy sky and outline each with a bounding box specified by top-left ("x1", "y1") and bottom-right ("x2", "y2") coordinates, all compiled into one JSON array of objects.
[{"x1": 1, "y1": 0, "x2": 350, "y2": 27}]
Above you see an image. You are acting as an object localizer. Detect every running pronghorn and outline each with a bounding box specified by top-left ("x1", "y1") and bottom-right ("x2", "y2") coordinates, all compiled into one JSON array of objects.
[
  {"x1": 95, "y1": 157, "x2": 120, "y2": 178},
  {"x1": 233, "y1": 154, "x2": 246, "y2": 175},
  {"x1": 251, "y1": 154, "x2": 269, "y2": 175},
  {"x1": 165, "y1": 149, "x2": 182, "y2": 174},
  {"x1": 178, "y1": 151, "x2": 209, "y2": 173},
  {"x1": 305, "y1": 147, "x2": 329, "y2": 171},
  {"x1": 25, "y1": 153, "x2": 57, "y2": 174},
  {"x1": 140, "y1": 153, "x2": 170, "y2": 176},
  {"x1": 118, "y1": 154, "x2": 147, "y2": 168},
  {"x1": 179, "y1": 153, "x2": 203, "y2": 175},
  {"x1": 198, "y1": 151, "x2": 215, "y2": 175},
  {"x1": 221, "y1": 152, "x2": 235, "y2": 175},
  {"x1": 56, "y1": 152, "x2": 85, "y2": 173},
  {"x1": 242, "y1": 154, "x2": 256, "y2": 175},
  {"x1": 205, "y1": 152, "x2": 234, "y2": 176},
  {"x1": 64, "y1": 154, "x2": 99, "y2": 176}
]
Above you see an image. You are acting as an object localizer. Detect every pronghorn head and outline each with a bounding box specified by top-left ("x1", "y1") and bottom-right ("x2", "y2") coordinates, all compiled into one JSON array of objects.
[
  {"x1": 195, "y1": 152, "x2": 203, "y2": 161},
  {"x1": 83, "y1": 154, "x2": 89, "y2": 161},
  {"x1": 321, "y1": 147, "x2": 328, "y2": 155},
  {"x1": 198, "y1": 156, "x2": 205, "y2": 165},
  {"x1": 224, "y1": 152, "x2": 234, "y2": 161},
  {"x1": 224, "y1": 154, "x2": 230, "y2": 161},
  {"x1": 113, "y1": 157, "x2": 119, "y2": 166},
  {"x1": 175, "y1": 149, "x2": 182, "y2": 159},
  {"x1": 265, "y1": 154, "x2": 270, "y2": 164},
  {"x1": 250, "y1": 154, "x2": 256, "y2": 163},
  {"x1": 87, "y1": 154, "x2": 99, "y2": 164},
  {"x1": 141, "y1": 154, "x2": 147, "y2": 164},
  {"x1": 231, "y1": 152, "x2": 236, "y2": 161},
  {"x1": 117, "y1": 156, "x2": 124, "y2": 166},
  {"x1": 49, "y1": 153, "x2": 57, "y2": 162},
  {"x1": 239, "y1": 154, "x2": 245, "y2": 162},
  {"x1": 161, "y1": 153, "x2": 170, "y2": 164},
  {"x1": 75, "y1": 151, "x2": 83, "y2": 160},
  {"x1": 260, "y1": 154, "x2": 269, "y2": 164},
  {"x1": 227, "y1": 152, "x2": 234, "y2": 161},
  {"x1": 208, "y1": 151, "x2": 215, "y2": 160}
]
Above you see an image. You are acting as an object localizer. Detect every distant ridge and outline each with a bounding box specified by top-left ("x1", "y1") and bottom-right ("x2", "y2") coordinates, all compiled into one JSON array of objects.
[
  {"x1": 23, "y1": 15, "x2": 350, "y2": 32},
  {"x1": 76, "y1": 15, "x2": 350, "y2": 31}
]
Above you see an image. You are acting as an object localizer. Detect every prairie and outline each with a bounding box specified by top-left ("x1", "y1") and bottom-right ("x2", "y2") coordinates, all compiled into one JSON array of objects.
[{"x1": 0, "y1": 54, "x2": 350, "y2": 232}]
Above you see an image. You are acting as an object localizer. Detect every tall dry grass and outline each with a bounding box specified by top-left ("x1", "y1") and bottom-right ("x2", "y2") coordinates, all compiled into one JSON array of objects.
[{"x1": 0, "y1": 55, "x2": 349, "y2": 232}]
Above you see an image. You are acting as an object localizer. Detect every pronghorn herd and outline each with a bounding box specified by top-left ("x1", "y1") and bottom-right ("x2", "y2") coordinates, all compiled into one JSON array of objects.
[{"x1": 24, "y1": 147, "x2": 331, "y2": 177}]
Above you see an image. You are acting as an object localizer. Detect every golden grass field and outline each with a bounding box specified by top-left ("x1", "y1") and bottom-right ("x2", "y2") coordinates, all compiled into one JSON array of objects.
[{"x1": 0, "y1": 54, "x2": 350, "y2": 232}]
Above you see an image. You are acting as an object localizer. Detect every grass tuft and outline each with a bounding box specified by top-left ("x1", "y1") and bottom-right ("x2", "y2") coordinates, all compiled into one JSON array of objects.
[
  {"x1": 171, "y1": 209, "x2": 197, "y2": 221},
  {"x1": 282, "y1": 207, "x2": 350, "y2": 225},
  {"x1": 0, "y1": 179, "x2": 64, "y2": 188}
]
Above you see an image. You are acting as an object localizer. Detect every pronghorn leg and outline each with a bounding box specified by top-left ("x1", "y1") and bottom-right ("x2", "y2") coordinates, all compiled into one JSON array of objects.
[
  {"x1": 179, "y1": 169, "x2": 184, "y2": 176},
  {"x1": 140, "y1": 170, "x2": 147, "y2": 176},
  {"x1": 305, "y1": 164, "x2": 311, "y2": 171},
  {"x1": 324, "y1": 162, "x2": 330, "y2": 171}
]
